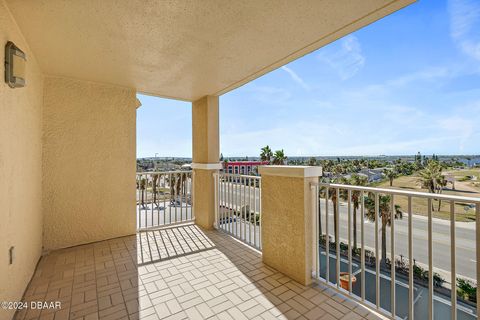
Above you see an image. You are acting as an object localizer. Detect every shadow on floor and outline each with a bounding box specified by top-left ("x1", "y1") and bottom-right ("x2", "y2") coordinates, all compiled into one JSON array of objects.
[{"x1": 14, "y1": 223, "x2": 379, "y2": 320}]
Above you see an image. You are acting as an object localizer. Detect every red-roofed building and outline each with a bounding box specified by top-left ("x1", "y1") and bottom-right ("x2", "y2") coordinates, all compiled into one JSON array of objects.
[{"x1": 223, "y1": 161, "x2": 269, "y2": 175}]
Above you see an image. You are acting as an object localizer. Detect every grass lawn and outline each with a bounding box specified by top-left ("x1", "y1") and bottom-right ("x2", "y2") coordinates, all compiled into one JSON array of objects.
[{"x1": 375, "y1": 173, "x2": 479, "y2": 222}]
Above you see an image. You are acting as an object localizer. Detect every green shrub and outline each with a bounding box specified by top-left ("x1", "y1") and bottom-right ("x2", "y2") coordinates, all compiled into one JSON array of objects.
[{"x1": 457, "y1": 278, "x2": 476, "y2": 303}]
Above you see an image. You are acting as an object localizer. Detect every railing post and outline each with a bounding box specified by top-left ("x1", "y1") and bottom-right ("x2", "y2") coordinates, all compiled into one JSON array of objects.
[
  {"x1": 213, "y1": 172, "x2": 219, "y2": 229},
  {"x1": 258, "y1": 165, "x2": 322, "y2": 286},
  {"x1": 191, "y1": 163, "x2": 222, "y2": 229}
]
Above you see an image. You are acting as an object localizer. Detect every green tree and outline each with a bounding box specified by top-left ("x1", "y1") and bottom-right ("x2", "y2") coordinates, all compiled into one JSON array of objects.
[
  {"x1": 260, "y1": 145, "x2": 273, "y2": 162},
  {"x1": 385, "y1": 169, "x2": 398, "y2": 187},
  {"x1": 418, "y1": 161, "x2": 444, "y2": 211},
  {"x1": 152, "y1": 174, "x2": 159, "y2": 207},
  {"x1": 364, "y1": 194, "x2": 402, "y2": 265},
  {"x1": 325, "y1": 184, "x2": 339, "y2": 245},
  {"x1": 308, "y1": 157, "x2": 317, "y2": 166},
  {"x1": 348, "y1": 174, "x2": 368, "y2": 250},
  {"x1": 139, "y1": 178, "x2": 147, "y2": 208},
  {"x1": 272, "y1": 149, "x2": 287, "y2": 165}
]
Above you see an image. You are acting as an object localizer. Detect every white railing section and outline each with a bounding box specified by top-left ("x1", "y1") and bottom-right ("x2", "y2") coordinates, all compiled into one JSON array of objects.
[
  {"x1": 214, "y1": 172, "x2": 262, "y2": 250},
  {"x1": 136, "y1": 171, "x2": 193, "y2": 230},
  {"x1": 311, "y1": 182, "x2": 480, "y2": 320}
]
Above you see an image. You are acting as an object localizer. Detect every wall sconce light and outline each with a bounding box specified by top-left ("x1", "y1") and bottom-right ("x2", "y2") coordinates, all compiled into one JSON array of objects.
[{"x1": 5, "y1": 41, "x2": 26, "y2": 88}]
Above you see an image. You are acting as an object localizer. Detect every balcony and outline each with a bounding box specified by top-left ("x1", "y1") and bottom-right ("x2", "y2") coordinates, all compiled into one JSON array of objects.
[
  {"x1": 14, "y1": 224, "x2": 378, "y2": 320},
  {"x1": 2, "y1": 1, "x2": 471, "y2": 320},
  {"x1": 14, "y1": 170, "x2": 478, "y2": 320}
]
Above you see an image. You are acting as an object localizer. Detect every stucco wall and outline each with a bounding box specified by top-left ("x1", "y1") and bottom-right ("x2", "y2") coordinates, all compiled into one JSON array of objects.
[
  {"x1": 261, "y1": 174, "x2": 315, "y2": 285},
  {"x1": 42, "y1": 77, "x2": 137, "y2": 250},
  {"x1": 0, "y1": 1, "x2": 44, "y2": 319}
]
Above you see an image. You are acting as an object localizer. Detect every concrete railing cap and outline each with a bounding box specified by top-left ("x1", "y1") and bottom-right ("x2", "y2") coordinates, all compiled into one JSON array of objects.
[{"x1": 258, "y1": 165, "x2": 322, "y2": 178}]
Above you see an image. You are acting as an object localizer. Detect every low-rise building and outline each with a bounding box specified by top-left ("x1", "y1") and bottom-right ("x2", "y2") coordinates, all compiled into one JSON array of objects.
[{"x1": 223, "y1": 160, "x2": 269, "y2": 175}]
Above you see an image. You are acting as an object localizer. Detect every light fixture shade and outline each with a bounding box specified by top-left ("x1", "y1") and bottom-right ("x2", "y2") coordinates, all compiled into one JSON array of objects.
[{"x1": 5, "y1": 41, "x2": 26, "y2": 88}]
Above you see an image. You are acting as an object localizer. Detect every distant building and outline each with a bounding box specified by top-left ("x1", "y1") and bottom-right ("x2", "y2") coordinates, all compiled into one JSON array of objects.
[
  {"x1": 459, "y1": 157, "x2": 480, "y2": 168},
  {"x1": 343, "y1": 168, "x2": 384, "y2": 183},
  {"x1": 358, "y1": 168, "x2": 385, "y2": 182},
  {"x1": 223, "y1": 161, "x2": 269, "y2": 175},
  {"x1": 181, "y1": 163, "x2": 192, "y2": 170}
]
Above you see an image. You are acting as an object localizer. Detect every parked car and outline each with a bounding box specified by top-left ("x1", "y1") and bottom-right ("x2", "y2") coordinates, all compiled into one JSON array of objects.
[{"x1": 219, "y1": 217, "x2": 236, "y2": 224}]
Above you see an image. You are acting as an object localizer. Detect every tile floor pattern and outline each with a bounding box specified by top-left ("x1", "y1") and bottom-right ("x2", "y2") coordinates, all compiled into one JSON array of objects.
[{"x1": 14, "y1": 224, "x2": 384, "y2": 320}]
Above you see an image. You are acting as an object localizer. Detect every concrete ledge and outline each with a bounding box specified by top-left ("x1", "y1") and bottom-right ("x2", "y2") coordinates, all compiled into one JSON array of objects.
[
  {"x1": 259, "y1": 165, "x2": 322, "y2": 178},
  {"x1": 191, "y1": 162, "x2": 222, "y2": 170}
]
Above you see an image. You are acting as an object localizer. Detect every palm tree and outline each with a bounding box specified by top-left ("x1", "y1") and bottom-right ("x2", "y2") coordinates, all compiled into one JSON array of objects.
[
  {"x1": 350, "y1": 174, "x2": 368, "y2": 250},
  {"x1": 152, "y1": 174, "x2": 159, "y2": 207},
  {"x1": 385, "y1": 169, "x2": 398, "y2": 187},
  {"x1": 418, "y1": 161, "x2": 444, "y2": 211},
  {"x1": 260, "y1": 145, "x2": 273, "y2": 162},
  {"x1": 365, "y1": 193, "x2": 402, "y2": 265},
  {"x1": 139, "y1": 178, "x2": 147, "y2": 208},
  {"x1": 272, "y1": 149, "x2": 287, "y2": 165},
  {"x1": 320, "y1": 180, "x2": 339, "y2": 245},
  {"x1": 436, "y1": 177, "x2": 448, "y2": 211}
]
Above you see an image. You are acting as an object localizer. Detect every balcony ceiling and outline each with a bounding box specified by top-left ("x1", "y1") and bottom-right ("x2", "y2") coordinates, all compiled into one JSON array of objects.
[{"x1": 6, "y1": 0, "x2": 414, "y2": 101}]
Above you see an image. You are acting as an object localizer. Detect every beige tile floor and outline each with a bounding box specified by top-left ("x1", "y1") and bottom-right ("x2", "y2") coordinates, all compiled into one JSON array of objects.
[{"x1": 14, "y1": 224, "x2": 383, "y2": 320}]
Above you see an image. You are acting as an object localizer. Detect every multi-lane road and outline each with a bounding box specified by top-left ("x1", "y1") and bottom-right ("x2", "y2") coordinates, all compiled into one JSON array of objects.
[
  {"x1": 323, "y1": 201, "x2": 476, "y2": 280},
  {"x1": 219, "y1": 181, "x2": 477, "y2": 280}
]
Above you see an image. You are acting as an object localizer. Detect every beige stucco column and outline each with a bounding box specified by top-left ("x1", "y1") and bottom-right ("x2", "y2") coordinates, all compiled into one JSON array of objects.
[
  {"x1": 192, "y1": 95, "x2": 221, "y2": 229},
  {"x1": 258, "y1": 165, "x2": 322, "y2": 286}
]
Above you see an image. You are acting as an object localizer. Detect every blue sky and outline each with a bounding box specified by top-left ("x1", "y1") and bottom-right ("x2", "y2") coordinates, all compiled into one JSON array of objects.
[{"x1": 137, "y1": 0, "x2": 480, "y2": 158}]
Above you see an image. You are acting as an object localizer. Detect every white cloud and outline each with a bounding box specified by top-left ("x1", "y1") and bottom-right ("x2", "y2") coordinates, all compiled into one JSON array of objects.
[
  {"x1": 280, "y1": 66, "x2": 310, "y2": 90},
  {"x1": 317, "y1": 35, "x2": 365, "y2": 80},
  {"x1": 448, "y1": 0, "x2": 480, "y2": 60},
  {"x1": 437, "y1": 116, "x2": 474, "y2": 151},
  {"x1": 244, "y1": 85, "x2": 291, "y2": 104},
  {"x1": 387, "y1": 67, "x2": 449, "y2": 86}
]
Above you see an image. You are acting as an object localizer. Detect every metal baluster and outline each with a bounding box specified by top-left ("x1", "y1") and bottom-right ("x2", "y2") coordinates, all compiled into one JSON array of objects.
[
  {"x1": 234, "y1": 174, "x2": 237, "y2": 237},
  {"x1": 336, "y1": 188, "x2": 340, "y2": 288},
  {"x1": 408, "y1": 196, "x2": 414, "y2": 320},
  {"x1": 169, "y1": 173, "x2": 172, "y2": 224},
  {"x1": 175, "y1": 173, "x2": 178, "y2": 223},
  {"x1": 190, "y1": 172, "x2": 193, "y2": 220},
  {"x1": 213, "y1": 173, "x2": 218, "y2": 229},
  {"x1": 348, "y1": 189, "x2": 352, "y2": 294},
  {"x1": 375, "y1": 193, "x2": 380, "y2": 309},
  {"x1": 157, "y1": 174, "x2": 161, "y2": 226},
  {"x1": 253, "y1": 180, "x2": 257, "y2": 247},
  {"x1": 165, "y1": 173, "x2": 168, "y2": 224},
  {"x1": 476, "y1": 201, "x2": 479, "y2": 318},
  {"x1": 450, "y1": 200, "x2": 456, "y2": 320},
  {"x1": 391, "y1": 194, "x2": 395, "y2": 319},
  {"x1": 228, "y1": 174, "x2": 233, "y2": 234},
  {"x1": 143, "y1": 174, "x2": 146, "y2": 229},
  {"x1": 180, "y1": 172, "x2": 184, "y2": 222},
  {"x1": 248, "y1": 177, "x2": 252, "y2": 244},
  {"x1": 240, "y1": 175, "x2": 243, "y2": 241},
  {"x1": 223, "y1": 174, "x2": 226, "y2": 231},
  {"x1": 234, "y1": 174, "x2": 237, "y2": 236},
  {"x1": 136, "y1": 174, "x2": 139, "y2": 230},
  {"x1": 361, "y1": 190, "x2": 365, "y2": 301},
  {"x1": 234, "y1": 175, "x2": 241, "y2": 239},
  {"x1": 428, "y1": 198, "x2": 433, "y2": 320},
  {"x1": 243, "y1": 176, "x2": 246, "y2": 242},
  {"x1": 259, "y1": 177, "x2": 262, "y2": 250},
  {"x1": 315, "y1": 184, "x2": 320, "y2": 280},
  {"x1": 219, "y1": 174, "x2": 222, "y2": 230},
  {"x1": 326, "y1": 186, "x2": 330, "y2": 284}
]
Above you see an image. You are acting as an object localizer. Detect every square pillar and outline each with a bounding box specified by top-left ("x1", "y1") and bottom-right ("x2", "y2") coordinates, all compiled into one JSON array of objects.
[
  {"x1": 192, "y1": 96, "x2": 220, "y2": 229},
  {"x1": 259, "y1": 165, "x2": 322, "y2": 285}
]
